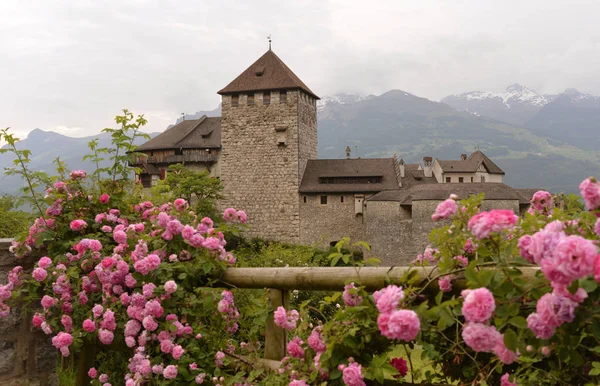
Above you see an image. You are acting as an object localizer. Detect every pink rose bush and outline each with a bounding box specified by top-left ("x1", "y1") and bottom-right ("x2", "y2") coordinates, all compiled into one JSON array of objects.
[{"x1": 0, "y1": 166, "x2": 255, "y2": 384}]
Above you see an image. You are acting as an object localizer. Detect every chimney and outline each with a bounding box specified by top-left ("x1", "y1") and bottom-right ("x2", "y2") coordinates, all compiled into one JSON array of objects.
[
  {"x1": 345, "y1": 146, "x2": 351, "y2": 159},
  {"x1": 399, "y1": 158, "x2": 405, "y2": 178},
  {"x1": 423, "y1": 156, "x2": 433, "y2": 178},
  {"x1": 461, "y1": 154, "x2": 467, "y2": 160},
  {"x1": 392, "y1": 154, "x2": 402, "y2": 188}
]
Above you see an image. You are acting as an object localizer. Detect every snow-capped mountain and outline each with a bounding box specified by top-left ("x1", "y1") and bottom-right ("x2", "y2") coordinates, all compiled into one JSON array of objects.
[
  {"x1": 317, "y1": 93, "x2": 375, "y2": 116},
  {"x1": 441, "y1": 84, "x2": 548, "y2": 126}
]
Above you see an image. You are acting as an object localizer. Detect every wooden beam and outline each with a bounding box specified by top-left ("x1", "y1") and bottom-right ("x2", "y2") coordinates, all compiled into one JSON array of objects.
[
  {"x1": 263, "y1": 288, "x2": 290, "y2": 360},
  {"x1": 219, "y1": 266, "x2": 540, "y2": 292}
]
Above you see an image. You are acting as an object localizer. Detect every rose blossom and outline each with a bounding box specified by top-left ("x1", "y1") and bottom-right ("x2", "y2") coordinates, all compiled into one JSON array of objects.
[
  {"x1": 501, "y1": 373, "x2": 518, "y2": 386},
  {"x1": 69, "y1": 219, "x2": 88, "y2": 231},
  {"x1": 342, "y1": 282, "x2": 363, "y2": 306},
  {"x1": 378, "y1": 309, "x2": 420, "y2": 341},
  {"x1": 274, "y1": 307, "x2": 300, "y2": 330},
  {"x1": 163, "y1": 365, "x2": 178, "y2": 380},
  {"x1": 432, "y1": 197, "x2": 457, "y2": 221},
  {"x1": 462, "y1": 323, "x2": 501, "y2": 352},
  {"x1": 391, "y1": 358, "x2": 408, "y2": 378},
  {"x1": 308, "y1": 326, "x2": 326, "y2": 353},
  {"x1": 287, "y1": 336, "x2": 305, "y2": 358},
  {"x1": 88, "y1": 368, "x2": 98, "y2": 378},
  {"x1": 461, "y1": 288, "x2": 495, "y2": 323},
  {"x1": 164, "y1": 280, "x2": 178, "y2": 294},
  {"x1": 38, "y1": 256, "x2": 52, "y2": 269},
  {"x1": 373, "y1": 285, "x2": 404, "y2": 314},
  {"x1": 580, "y1": 177, "x2": 600, "y2": 210},
  {"x1": 339, "y1": 361, "x2": 366, "y2": 386},
  {"x1": 468, "y1": 210, "x2": 518, "y2": 239},
  {"x1": 438, "y1": 276, "x2": 453, "y2": 292},
  {"x1": 32, "y1": 267, "x2": 48, "y2": 281},
  {"x1": 99, "y1": 194, "x2": 110, "y2": 204}
]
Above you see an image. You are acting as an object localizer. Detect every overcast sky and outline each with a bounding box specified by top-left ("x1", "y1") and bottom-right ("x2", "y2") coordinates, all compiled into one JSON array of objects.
[{"x1": 2, "y1": 0, "x2": 600, "y2": 138}]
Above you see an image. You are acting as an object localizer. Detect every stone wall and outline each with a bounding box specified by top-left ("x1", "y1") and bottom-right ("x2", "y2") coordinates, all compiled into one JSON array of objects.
[
  {"x1": 364, "y1": 201, "x2": 414, "y2": 266},
  {"x1": 363, "y1": 199, "x2": 521, "y2": 265},
  {"x1": 220, "y1": 90, "x2": 317, "y2": 243},
  {"x1": 299, "y1": 193, "x2": 366, "y2": 248},
  {"x1": 0, "y1": 239, "x2": 57, "y2": 385}
]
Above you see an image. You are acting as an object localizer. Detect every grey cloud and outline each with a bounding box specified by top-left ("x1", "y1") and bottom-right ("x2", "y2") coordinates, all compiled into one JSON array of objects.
[{"x1": 1, "y1": 0, "x2": 600, "y2": 137}]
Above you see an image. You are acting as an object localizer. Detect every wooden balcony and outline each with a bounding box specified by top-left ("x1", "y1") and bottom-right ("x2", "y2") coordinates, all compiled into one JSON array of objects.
[{"x1": 130, "y1": 153, "x2": 218, "y2": 165}]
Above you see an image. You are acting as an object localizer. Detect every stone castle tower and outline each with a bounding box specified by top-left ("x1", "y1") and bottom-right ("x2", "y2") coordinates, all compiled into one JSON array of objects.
[{"x1": 218, "y1": 49, "x2": 319, "y2": 242}]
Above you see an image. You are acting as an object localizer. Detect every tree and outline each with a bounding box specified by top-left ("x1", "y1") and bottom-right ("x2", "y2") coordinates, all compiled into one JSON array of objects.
[
  {"x1": 0, "y1": 195, "x2": 31, "y2": 238},
  {"x1": 154, "y1": 163, "x2": 223, "y2": 218}
]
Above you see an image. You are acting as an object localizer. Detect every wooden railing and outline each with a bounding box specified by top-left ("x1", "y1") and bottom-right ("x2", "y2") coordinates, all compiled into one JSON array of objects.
[{"x1": 219, "y1": 266, "x2": 539, "y2": 366}]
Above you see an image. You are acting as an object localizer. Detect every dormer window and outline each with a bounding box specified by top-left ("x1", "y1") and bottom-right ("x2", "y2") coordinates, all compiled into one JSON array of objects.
[
  {"x1": 231, "y1": 94, "x2": 239, "y2": 107},
  {"x1": 254, "y1": 66, "x2": 265, "y2": 77},
  {"x1": 280, "y1": 90, "x2": 287, "y2": 104},
  {"x1": 247, "y1": 94, "x2": 255, "y2": 106},
  {"x1": 263, "y1": 92, "x2": 271, "y2": 105}
]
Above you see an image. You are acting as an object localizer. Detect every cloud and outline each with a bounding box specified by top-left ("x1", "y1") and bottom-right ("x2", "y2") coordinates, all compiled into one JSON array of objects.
[{"x1": 1, "y1": 0, "x2": 600, "y2": 137}]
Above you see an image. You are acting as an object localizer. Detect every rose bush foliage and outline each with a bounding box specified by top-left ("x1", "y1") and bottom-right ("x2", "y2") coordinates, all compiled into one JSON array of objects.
[{"x1": 1, "y1": 113, "x2": 600, "y2": 385}]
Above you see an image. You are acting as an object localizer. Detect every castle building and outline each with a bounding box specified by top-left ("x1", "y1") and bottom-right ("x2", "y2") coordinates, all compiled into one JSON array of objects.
[{"x1": 133, "y1": 49, "x2": 534, "y2": 264}]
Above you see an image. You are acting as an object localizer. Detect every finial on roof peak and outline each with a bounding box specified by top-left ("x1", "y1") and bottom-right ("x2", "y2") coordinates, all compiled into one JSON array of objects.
[{"x1": 267, "y1": 34, "x2": 272, "y2": 51}]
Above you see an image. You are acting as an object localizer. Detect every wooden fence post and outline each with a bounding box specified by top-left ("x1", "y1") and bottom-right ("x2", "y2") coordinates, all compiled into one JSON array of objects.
[{"x1": 264, "y1": 288, "x2": 289, "y2": 360}]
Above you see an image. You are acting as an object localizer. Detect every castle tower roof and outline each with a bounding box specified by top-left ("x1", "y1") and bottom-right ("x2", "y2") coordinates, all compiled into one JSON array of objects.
[{"x1": 218, "y1": 50, "x2": 319, "y2": 99}]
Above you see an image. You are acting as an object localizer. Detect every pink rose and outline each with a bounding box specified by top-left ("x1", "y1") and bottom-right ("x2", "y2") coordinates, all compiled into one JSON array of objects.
[
  {"x1": 461, "y1": 288, "x2": 495, "y2": 323},
  {"x1": 38, "y1": 256, "x2": 52, "y2": 269},
  {"x1": 99, "y1": 194, "x2": 110, "y2": 204},
  {"x1": 32, "y1": 267, "x2": 48, "y2": 282},
  {"x1": 287, "y1": 336, "x2": 305, "y2": 358},
  {"x1": 274, "y1": 307, "x2": 300, "y2": 330},
  {"x1": 342, "y1": 282, "x2": 362, "y2": 306},
  {"x1": 83, "y1": 319, "x2": 96, "y2": 332},
  {"x1": 500, "y1": 373, "x2": 518, "y2": 386},
  {"x1": 88, "y1": 368, "x2": 98, "y2": 378},
  {"x1": 69, "y1": 219, "x2": 88, "y2": 232},
  {"x1": 373, "y1": 285, "x2": 404, "y2": 314},
  {"x1": 378, "y1": 309, "x2": 420, "y2": 341},
  {"x1": 164, "y1": 280, "x2": 178, "y2": 294},
  {"x1": 163, "y1": 365, "x2": 178, "y2": 379},
  {"x1": 340, "y1": 361, "x2": 366, "y2": 386},
  {"x1": 461, "y1": 323, "x2": 501, "y2": 352},
  {"x1": 307, "y1": 326, "x2": 326, "y2": 353},
  {"x1": 580, "y1": 177, "x2": 600, "y2": 210},
  {"x1": 432, "y1": 197, "x2": 458, "y2": 221}
]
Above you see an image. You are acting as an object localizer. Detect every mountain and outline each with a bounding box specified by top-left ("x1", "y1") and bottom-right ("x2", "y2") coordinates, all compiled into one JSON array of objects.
[
  {"x1": 524, "y1": 89, "x2": 600, "y2": 150},
  {"x1": 441, "y1": 84, "x2": 548, "y2": 126},
  {"x1": 443, "y1": 85, "x2": 600, "y2": 151},
  {"x1": 0, "y1": 129, "x2": 158, "y2": 196},
  {"x1": 317, "y1": 90, "x2": 600, "y2": 193},
  {"x1": 5, "y1": 88, "x2": 600, "y2": 197}
]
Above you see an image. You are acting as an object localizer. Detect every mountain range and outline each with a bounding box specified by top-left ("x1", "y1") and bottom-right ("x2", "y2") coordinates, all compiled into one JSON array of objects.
[{"x1": 3, "y1": 85, "x2": 599, "y2": 196}]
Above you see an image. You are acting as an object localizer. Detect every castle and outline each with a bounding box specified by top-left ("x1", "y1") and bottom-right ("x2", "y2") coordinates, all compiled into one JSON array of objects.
[{"x1": 133, "y1": 49, "x2": 534, "y2": 264}]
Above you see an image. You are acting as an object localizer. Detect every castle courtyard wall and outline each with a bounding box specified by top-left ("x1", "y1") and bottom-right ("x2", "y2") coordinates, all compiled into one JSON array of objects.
[{"x1": 299, "y1": 193, "x2": 365, "y2": 248}]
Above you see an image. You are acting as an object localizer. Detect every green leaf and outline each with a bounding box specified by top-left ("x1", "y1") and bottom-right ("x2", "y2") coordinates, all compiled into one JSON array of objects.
[
  {"x1": 508, "y1": 316, "x2": 528, "y2": 329},
  {"x1": 503, "y1": 328, "x2": 518, "y2": 351}
]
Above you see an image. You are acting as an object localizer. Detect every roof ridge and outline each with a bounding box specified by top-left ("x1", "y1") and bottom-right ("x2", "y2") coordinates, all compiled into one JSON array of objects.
[{"x1": 173, "y1": 115, "x2": 207, "y2": 147}]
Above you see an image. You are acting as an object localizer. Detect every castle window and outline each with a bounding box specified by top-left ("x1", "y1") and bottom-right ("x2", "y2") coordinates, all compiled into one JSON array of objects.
[
  {"x1": 445, "y1": 177, "x2": 451, "y2": 183},
  {"x1": 247, "y1": 94, "x2": 255, "y2": 106},
  {"x1": 481, "y1": 176, "x2": 486, "y2": 182},
  {"x1": 280, "y1": 90, "x2": 287, "y2": 104},
  {"x1": 471, "y1": 177, "x2": 474, "y2": 182},
  {"x1": 263, "y1": 92, "x2": 270, "y2": 105},
  {"x1": 341, "y1": 196, "x2": 344, "y2": 203},
  {"x1": 320, "y1": 195, "x2": 327, "y2": 205},
  {"x1": 459, "y1": 177, "x2": 464, "y2": 183},
  {"x1": 303, "y1": 196, "x2": 307, "y2": 203},
  {"x1": 231, "y1": 94, "x2": 239, "y2": 107},
  {"x1": 159, "y1": 169, "x2": 166, "y2": 181},
  {"x1": 140, "y1": 174, "x2": 152, "y2": 188}
]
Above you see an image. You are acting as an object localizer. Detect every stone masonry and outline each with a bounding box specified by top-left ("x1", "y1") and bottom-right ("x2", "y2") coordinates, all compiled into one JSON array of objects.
[{"x1": 220, "y1": 90, "x2": 317, "y2": 243}]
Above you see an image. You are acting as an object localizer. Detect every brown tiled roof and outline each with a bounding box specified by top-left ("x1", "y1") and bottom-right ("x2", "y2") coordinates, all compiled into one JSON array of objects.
[
  {"x1": 515, "y1": 188, "x2": 539, "y2": 201},
  {"x1": 400, "y1": 164, "x2": 438, "y2": 187},
  {"x1": 135, "y1": 116, "x2": 221, "y2": 152},
  {"x1": 368, "y1": 183, "x2": 528, "y2": 204},
  {"x1": 299, "y1": 158, "x2": 399, "y2": 193},
  {"x1": 436, "y1": 151, "x2": 505, "y2": 175},
  {"x1": 218, "y1": 50, "x2": 319, "y2": 99}
]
